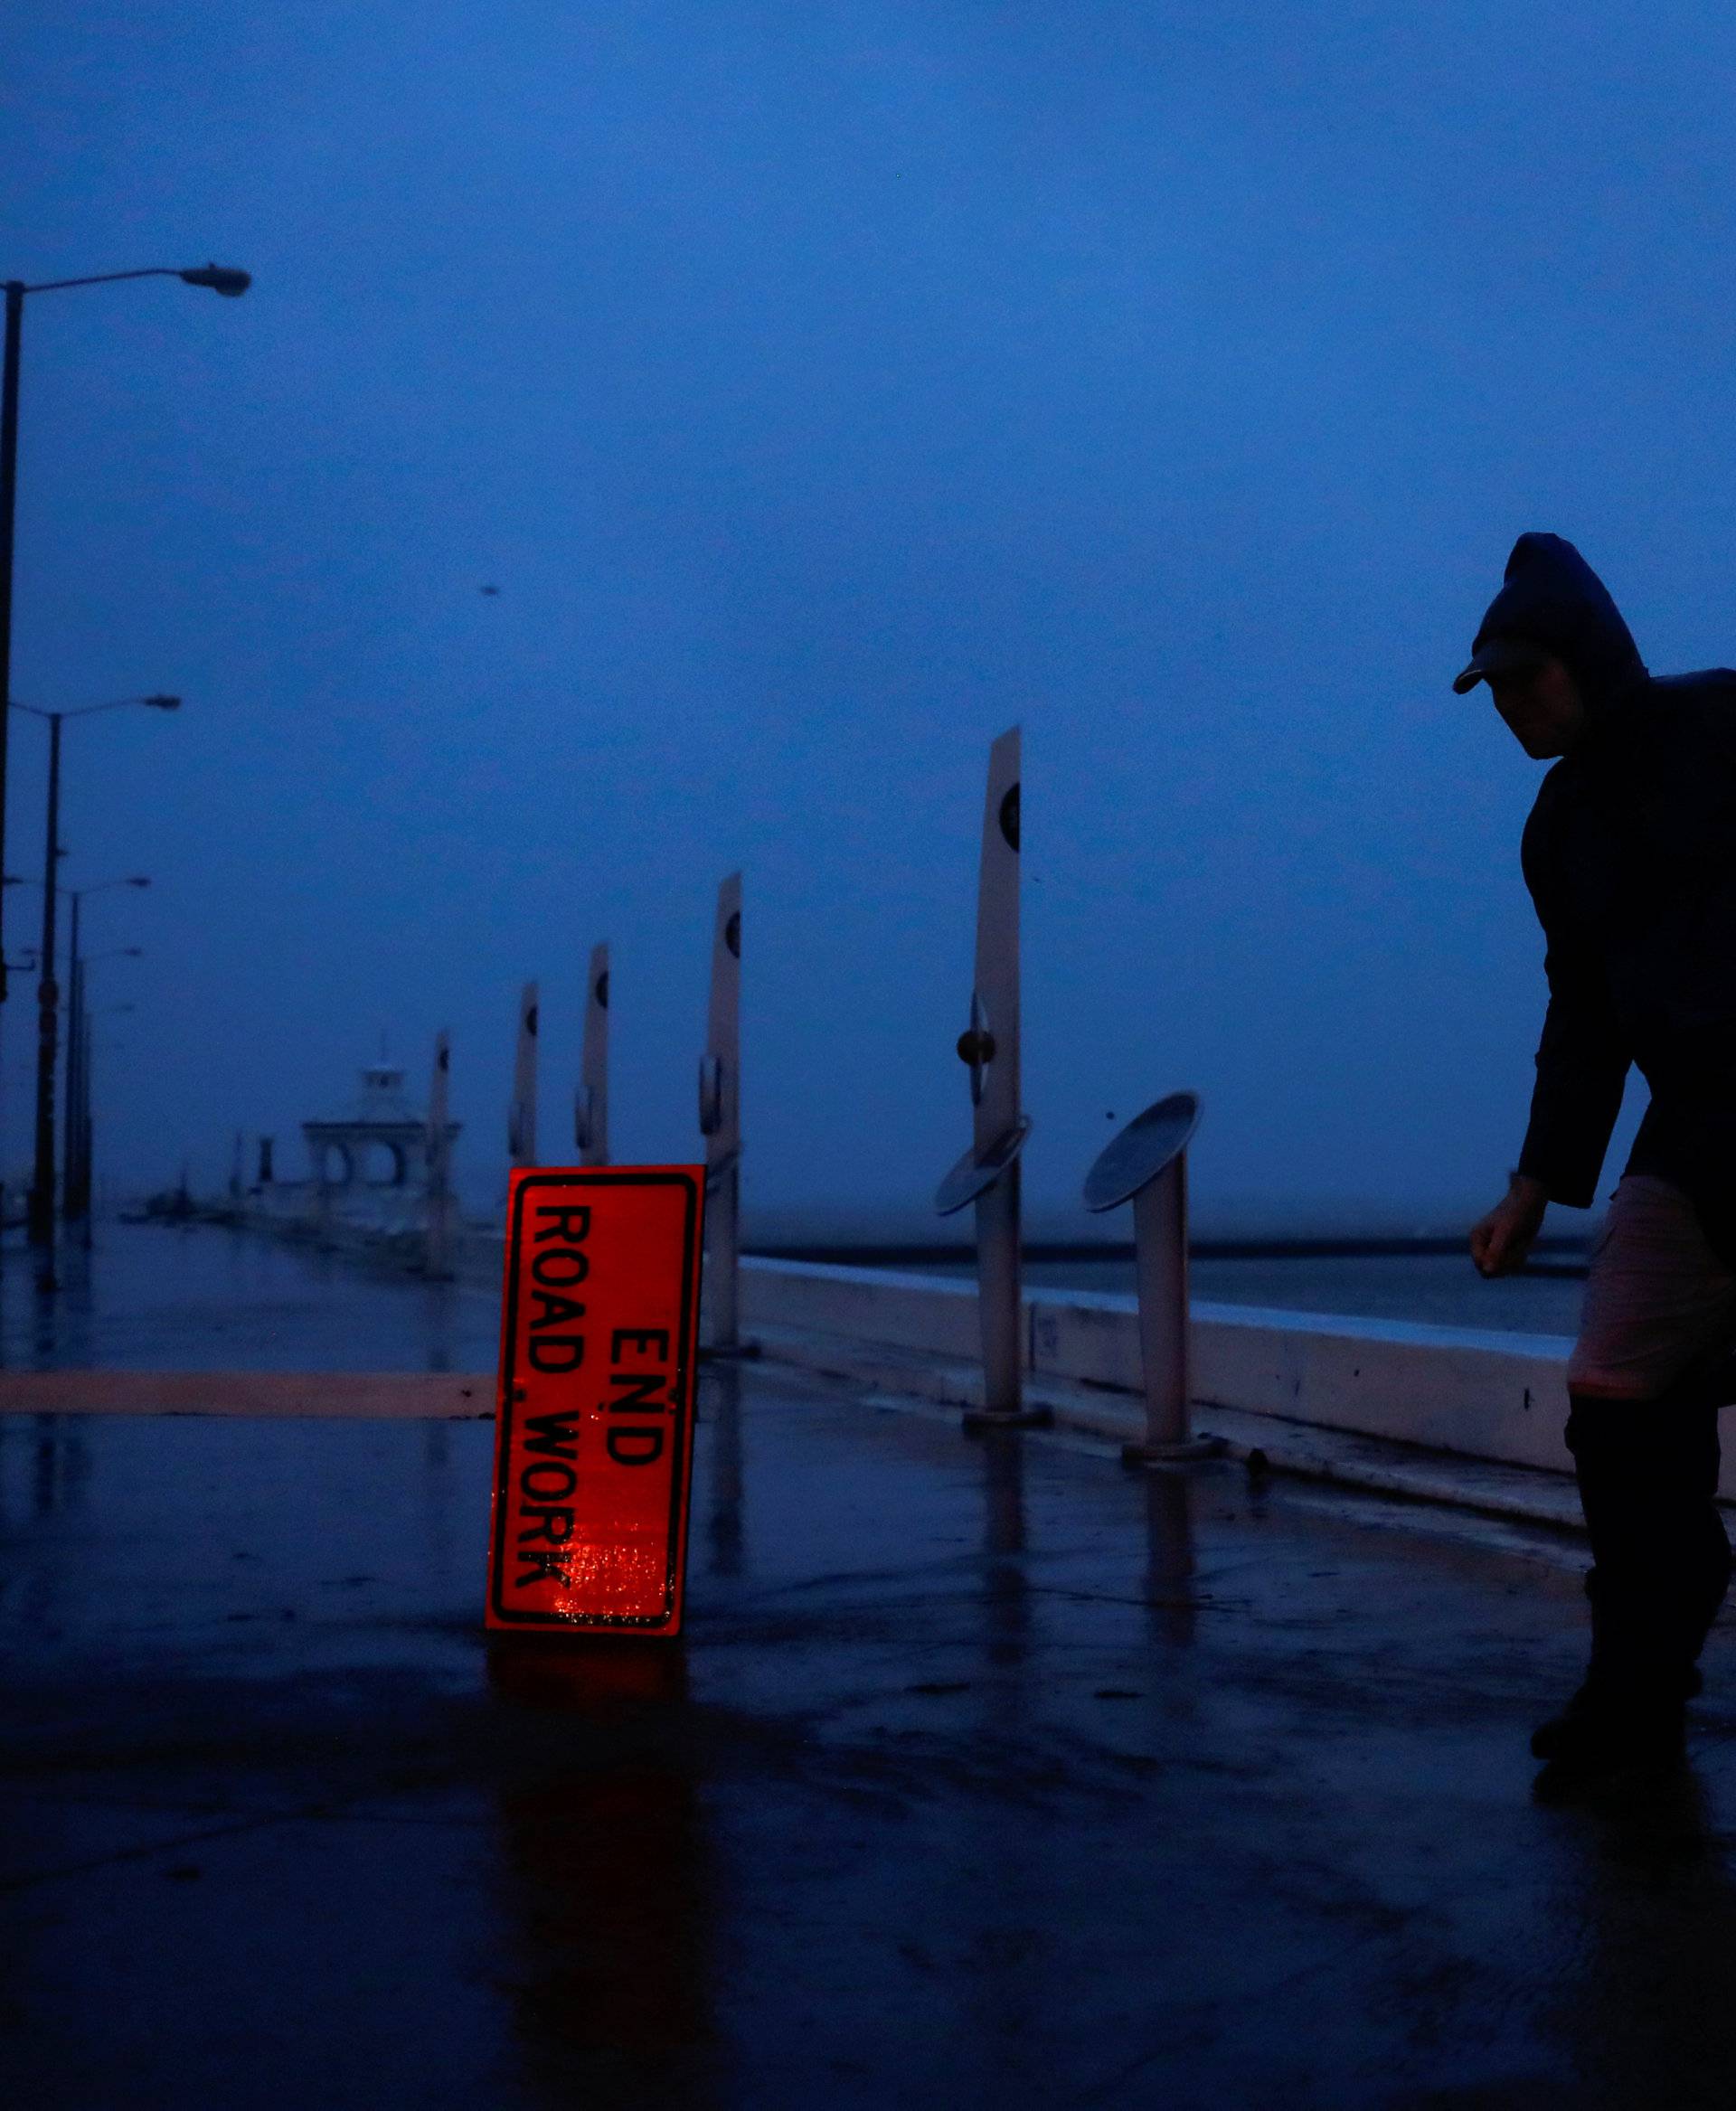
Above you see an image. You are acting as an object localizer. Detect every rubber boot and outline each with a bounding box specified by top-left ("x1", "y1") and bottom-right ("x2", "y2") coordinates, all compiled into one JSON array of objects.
[{"x1": 1530, "y1": 1390, "x2": 1728, "y2": 1776}]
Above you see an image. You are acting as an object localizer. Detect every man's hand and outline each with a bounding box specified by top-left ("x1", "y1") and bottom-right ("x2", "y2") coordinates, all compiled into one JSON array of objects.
[{"x1": 1469, "y1": 1174, "x2": 1549, "y2": 1278}]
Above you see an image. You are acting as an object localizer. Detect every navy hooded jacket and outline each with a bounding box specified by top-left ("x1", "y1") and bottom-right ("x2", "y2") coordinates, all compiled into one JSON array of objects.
[{"x1": 1481, "y1": 534, "x2": 1736, "y2": 1257}]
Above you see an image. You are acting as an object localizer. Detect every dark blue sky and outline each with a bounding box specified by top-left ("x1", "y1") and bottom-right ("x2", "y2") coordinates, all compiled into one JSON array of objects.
[{"x1": 6, "y1": 1, "x2": 1735, "y2": 1232}]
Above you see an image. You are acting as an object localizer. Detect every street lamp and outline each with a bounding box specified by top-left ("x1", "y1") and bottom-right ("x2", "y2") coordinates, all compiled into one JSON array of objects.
[
  {"x1": 62, "y1": 891, "x2": 147, "y2": 1229},
  {"x1": 7, "y1": 701, "x2": 173, "y2": 1243},
  {"x1": 5, "y1": 884, "x2": 147, "y2": 1197},
  {"x1": 0, "y1": 259, "x2": 245, "y2": 996},
  {"x1": 68, "y1": 962, "x2": 141, "y2": 1236},
  {"x1": 3, "y1": 874, "x2": 147, "y2": 1232},
  {"x1": 78, "y1": 1000, "x2": 139, "y2": 1234}
]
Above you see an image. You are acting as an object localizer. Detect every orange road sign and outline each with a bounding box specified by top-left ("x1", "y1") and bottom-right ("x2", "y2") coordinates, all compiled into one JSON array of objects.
[{"x1": 488, "y1": 1167, "x2": 704, "y2": 1635}]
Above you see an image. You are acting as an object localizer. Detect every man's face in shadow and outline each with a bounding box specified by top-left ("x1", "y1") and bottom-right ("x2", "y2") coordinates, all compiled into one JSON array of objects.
[{"x1": 1488, "y1": 655, "x2": 1587, "y2": 759}]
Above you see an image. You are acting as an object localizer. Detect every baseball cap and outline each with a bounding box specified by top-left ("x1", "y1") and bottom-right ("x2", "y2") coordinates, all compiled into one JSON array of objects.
[{"x1": 1452, "y1": 636, "x2": 1551, "y2": 695}]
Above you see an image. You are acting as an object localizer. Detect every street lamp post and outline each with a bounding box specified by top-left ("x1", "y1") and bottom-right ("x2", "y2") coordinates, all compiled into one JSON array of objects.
[
  {"x1": 74, "y1": 986, "x2": 88, "y2": 1228},
  {"x1": 82, "y1": 1004, "x2": 137, "y2": 1226},
  {"x1": 0, "y1": 948, "x2": 33, "y2": 1227},
  {"x1": 0, "y1": 260, "x2": 246, "y2": 1002},
  {"x1": 61, "y1": 900, "x2": 146, "y2": 1224},
  {"x1": 68, "y1": 947, "x2": 144, "y2": 1225},
  {"x1": 35, "y1": 710, "x2": 59, "y2": 1241},
  {"x1": 5, "y1": 869, "x2": 146, "y2": 1237},
  {"x1": 8, "y1": 698, "x2": 175, "y2": 1243},
  {"x1": 64, "y1": 908, "x2": 79, "y2": 1221},
  {"x1": 72, "y1": 994, "x2": 137, "y2": 1235}
]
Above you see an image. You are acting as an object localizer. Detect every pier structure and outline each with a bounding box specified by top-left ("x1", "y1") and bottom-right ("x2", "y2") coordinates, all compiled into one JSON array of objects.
[
  {"x1": 303, "y1": 1061, "x2": 451, "y2": 1202},
  {"x1": 197, "y1": 1060, "x2": 465, "y2": 1249}
]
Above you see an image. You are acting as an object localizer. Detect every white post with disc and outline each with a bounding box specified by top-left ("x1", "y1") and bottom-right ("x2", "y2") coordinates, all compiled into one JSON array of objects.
[
  {"x1": 508, "y1": 981, "x2": 539, "y2": 1170},
  {"x1": 1081, "y1": 1091, "x2": 1223, "y2": 1465},
  {"x1": 575, "y1": 943, "x2": 609, "y2": 1167},
  {"x1": 699, "y1": 873, "x2": 755, "y2": 1357},
  {"x1": 935, "y1": 727, "x2": 1044, "y2": 1428}
]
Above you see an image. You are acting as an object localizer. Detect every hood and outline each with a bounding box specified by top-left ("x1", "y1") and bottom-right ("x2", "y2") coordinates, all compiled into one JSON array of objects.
[{"x1": 1470, "y1": 532, "x2": 1646, "y2": 715}]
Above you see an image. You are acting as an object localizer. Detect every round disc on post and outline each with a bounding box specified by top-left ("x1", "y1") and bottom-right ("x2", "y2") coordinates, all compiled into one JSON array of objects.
[
  {"x1": 1081, "y1": 1091, "x2": 1202, "y2": 1213},
  {"x1": 934, "y1": 1116, "x2": 1033, "y2": 1219}
]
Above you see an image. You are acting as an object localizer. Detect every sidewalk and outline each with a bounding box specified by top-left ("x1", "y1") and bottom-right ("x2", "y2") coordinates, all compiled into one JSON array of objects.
[{"x1": 4, "y1": 1362, "x2": 1736, "y2": 2108}]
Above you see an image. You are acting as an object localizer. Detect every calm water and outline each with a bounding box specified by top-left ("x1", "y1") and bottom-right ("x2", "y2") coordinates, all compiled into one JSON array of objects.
[
  {"x1": 0, "y1": 1220, "x2": 1582, "y2": 1372},
  {"x1": 1018, "y1": 1251, "x2": 1586, "y2": 1336}
]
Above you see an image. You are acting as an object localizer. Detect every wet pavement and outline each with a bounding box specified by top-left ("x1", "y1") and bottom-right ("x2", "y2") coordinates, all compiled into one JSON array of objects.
[
  {"x1": 5, "y1": 1360, "x2": 1736, "y2": 2108},
  {"x1": 0, "y1": 1220, "x2": 503, "y2": 1371}
]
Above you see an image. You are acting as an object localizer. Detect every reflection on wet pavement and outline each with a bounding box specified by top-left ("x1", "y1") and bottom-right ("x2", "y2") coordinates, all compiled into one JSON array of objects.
[
  {"x1": 488, "y1": 1645, "x2": 713, "y2": 2106},
  {"x1": 5, "y1": 1342, "x2": 1736, "y2": 2103}
]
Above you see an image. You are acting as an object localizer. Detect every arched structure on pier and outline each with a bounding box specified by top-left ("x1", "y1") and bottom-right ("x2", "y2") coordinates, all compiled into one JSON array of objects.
[{"x1": 303, "y1": 1065, "x2": 457, "y2": 1196}]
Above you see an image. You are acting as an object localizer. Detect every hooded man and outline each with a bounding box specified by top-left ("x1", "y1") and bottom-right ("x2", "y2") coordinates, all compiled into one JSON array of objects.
[{"x1": 1462, "y1": 532, "x2": 1736, "y2": 1786}]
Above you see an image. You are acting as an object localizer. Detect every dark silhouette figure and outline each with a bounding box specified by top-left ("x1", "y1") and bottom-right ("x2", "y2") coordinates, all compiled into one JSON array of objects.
[{"x1": 1460, "y1": 533, "x2": 1736, "y2": 1788}]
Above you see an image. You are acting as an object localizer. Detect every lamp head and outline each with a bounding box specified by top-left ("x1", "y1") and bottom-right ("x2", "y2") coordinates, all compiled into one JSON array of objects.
[{"x1": 178, "y1": 264, "x2": 250, "y2": 297}]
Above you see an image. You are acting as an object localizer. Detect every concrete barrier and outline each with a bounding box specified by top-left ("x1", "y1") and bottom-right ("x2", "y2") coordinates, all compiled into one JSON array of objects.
[
  {"x1": 739, "y1": 1257, "x2": 1625, "y2": 1492},
  {"x1": 1035, "y1": 1290, "x2": 1576, "y2": 1475},
  {"x1": 740, "y1": 1258, "x2": 990, "y2": 1362}
]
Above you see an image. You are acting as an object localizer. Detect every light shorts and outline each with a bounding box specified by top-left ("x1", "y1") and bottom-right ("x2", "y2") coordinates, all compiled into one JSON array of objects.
[{"x1": 1567, "y1": 1173, "x2": 1736, "y2": 1401}]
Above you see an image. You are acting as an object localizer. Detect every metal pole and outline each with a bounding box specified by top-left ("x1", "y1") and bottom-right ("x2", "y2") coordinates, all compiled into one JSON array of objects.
[
  {"x1": 79, "y1": 1016, "x2": 93, "y2": 1238},
  {"x1": 576, "y1": 941, "x2": 609, "y2": 1166},
  {"x1": 1081, "y1": 1091, "x2": 1219, "y2": 1466},
  {"x1": 71, "y1": 959, "x2": 87, "y2": 1218},
  {"x1": 29, "y1": 713, "x2": 60, "y2": 1244},
  {"x1": 1131, "y1": 1154, "x2": 1189, "y2": 1450},
  {"x1": 975, "y1": 1153, "x2": 1024, "y2": 1415},
  {"x1": 61, "y1": 893, "x2": 80, "y2": 1220},
  {"x1": 0, "y1": 281, "x2": 23, "y2": 1005},
  {"x1": 507, "y1": 982, "x2": 538, "y2": 1170}
]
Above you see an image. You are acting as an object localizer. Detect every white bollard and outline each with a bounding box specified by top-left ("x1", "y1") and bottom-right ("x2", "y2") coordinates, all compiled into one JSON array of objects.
[
  {"x1": 507, "y1": 981, "x2": 539, "y2": 1170},
  {"x1": 699, "y1": 873, "x2": 755, "y2": 1357},
  {"x1": 935, "y1": 727, "x2": 1044, "y2": 1428},
  {"x1": 575, "y1": 942, "x2": 609, "y2": 1167}
]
